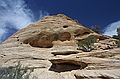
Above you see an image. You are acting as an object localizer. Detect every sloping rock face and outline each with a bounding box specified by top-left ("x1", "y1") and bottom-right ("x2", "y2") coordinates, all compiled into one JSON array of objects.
[{"x1": 0, "y1": 14, "x2": 120, "y2": 79}]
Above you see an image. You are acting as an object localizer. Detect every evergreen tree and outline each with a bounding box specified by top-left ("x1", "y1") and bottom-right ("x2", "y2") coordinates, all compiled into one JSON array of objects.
[
  {"x1": 112, "y1": 27, "x2": 120, "y2": 40},
  {"x1": 117, "y1": 28, "x2": 120, "y2": 40},
  {"x1": 91, "y1": 25, "x2": 100, "y2": 34}
]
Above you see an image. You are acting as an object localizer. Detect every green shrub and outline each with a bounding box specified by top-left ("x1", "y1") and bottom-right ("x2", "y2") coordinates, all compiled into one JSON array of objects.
[
  {"x1": 77, "y1": 35, "x2": 97, "y2": 52},
  {"x1": 74, "y1": 19, "x2": 79, "y2": 23},
  {"x1": 116, "y1": 41, "x2": 120, "y2": 47},
  {"x1": 117, "y1": 28, "x2": 120, "y2": 40},
  {"x1": 112, "y1": 27, "x2": 120, "y2": 40},
  {"x1": 0, "y1": 61, "x2": 37, "y2": 79},
  {"x1": 91, "y1": 25, "x2": 100, "y2": 34}
]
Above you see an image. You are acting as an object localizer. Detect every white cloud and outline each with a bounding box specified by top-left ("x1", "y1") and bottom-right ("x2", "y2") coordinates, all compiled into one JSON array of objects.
[
  {"x1": 103, "y1": 20, "x2": 120, "y2": 36},
  {"x1": 0, "y1": 0, "x2": 49, "y2": 42}
]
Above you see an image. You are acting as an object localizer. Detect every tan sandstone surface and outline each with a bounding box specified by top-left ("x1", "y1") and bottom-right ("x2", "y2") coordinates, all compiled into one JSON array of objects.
[{"x1": 0, "y1": 14, "x2": 120, "y2": 79}]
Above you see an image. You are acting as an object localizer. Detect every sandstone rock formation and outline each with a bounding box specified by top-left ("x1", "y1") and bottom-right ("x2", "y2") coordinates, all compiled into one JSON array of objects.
[{"x1": 0, "y1": 14, "x2": 120, "y2": 79}]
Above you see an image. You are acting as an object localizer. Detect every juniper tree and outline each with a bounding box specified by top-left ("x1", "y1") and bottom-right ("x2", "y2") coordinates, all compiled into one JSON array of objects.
[
  {"x1": 113, "y1": 27, "x2": 120, "y2": 40},
  {"x1": 91, "y1": 25, "x2": 100, "y2": 34},
  {"x1": 77, "y1": 35, "x2": 97, "y2": 52}
]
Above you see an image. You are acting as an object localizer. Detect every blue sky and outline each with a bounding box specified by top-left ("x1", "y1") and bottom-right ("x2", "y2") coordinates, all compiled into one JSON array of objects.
[
  {"x1": 25, "y1": 0, "x2": 120, "y2": 29},
  {"x1": 0, "y1": 0, "x2": 120, "y2": 42}
]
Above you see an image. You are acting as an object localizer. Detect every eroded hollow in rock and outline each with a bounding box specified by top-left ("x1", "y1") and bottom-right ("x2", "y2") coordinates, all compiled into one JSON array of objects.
[
  {"x1": 49, "y1": 60, "x2": 88, "y2": 73},
  {"x1": 63, "y1": 25, "x2": 68, "y2": 28},
  {"x1": 59, "y1": 32, "x2": 71, "y2": 41},
  {"x1": 83, "y1": 32, "x2": 90, "y2": 35},
  {"x1": 51, "y1": 51, "x2": 79, "y2": 56},
  {"x1": 49, "y1": 63, "x2": 80, "y2": 72},
  {"x1": 23, "y1": 32, "x2": 72, "y2": 48},
  {"x1": 23, "y1": 36, "x2": 53, "y2": 48}
]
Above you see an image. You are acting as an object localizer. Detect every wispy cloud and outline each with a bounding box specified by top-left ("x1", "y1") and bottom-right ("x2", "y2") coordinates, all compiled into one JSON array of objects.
[
  {"x1": 103, "y1": 20, "x2": 120, "y2": 36},
  {"x1": 0, "y1": 0, "x2": 49, "y2": 42}
]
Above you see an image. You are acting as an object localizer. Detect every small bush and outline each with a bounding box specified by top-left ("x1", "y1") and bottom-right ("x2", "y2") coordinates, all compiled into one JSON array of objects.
[
  {"x1": 116, "y1": 41, "x2": 120, "y2": 47},
  {"x1": 112, "y1": 27, "x2": 120, "y2": 40},
  {"x1": 74, "y1": 19, "x2": 79, "y2": 23},
  {"x1": 91, "y1": 25, "x2": 100, "y2": 34},
  {"x1": 77, "y1": 35, "x2": 97, "y2": 52},
  {"x1": 0, "y1": 61, "x2": 37, "y2": 79}
]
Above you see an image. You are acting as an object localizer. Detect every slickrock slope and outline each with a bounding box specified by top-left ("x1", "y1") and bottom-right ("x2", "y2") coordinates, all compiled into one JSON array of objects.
[{"x1": 0, "y1": 14, "x2": 120, "y2": 79}]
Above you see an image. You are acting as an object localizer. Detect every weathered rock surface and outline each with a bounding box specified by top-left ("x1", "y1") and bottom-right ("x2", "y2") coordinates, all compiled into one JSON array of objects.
[{"x1": 0, "y1": 14, "x2": 120, "y2": 79}]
